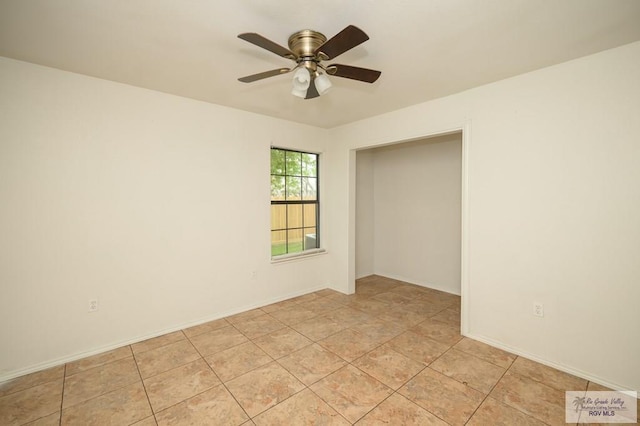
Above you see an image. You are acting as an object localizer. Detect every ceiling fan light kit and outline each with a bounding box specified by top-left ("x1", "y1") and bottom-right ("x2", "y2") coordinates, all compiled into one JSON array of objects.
[{"x1": 238, "y1": 25, "x2": 381, "y2": 99}]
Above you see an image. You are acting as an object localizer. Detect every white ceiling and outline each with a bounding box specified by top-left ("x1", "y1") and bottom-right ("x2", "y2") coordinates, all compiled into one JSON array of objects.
[{"x1": 1, "y1": 0, "x2": 640, "y2": 128}]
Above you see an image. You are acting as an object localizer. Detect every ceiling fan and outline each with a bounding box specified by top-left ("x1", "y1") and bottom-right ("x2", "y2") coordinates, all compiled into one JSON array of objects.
[{"x1": 237, "y1": 25, "x2": 381, "y2": 99}]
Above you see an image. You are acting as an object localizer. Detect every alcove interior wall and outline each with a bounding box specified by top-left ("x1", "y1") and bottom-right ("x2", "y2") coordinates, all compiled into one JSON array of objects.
[{"x1": 355, "y1": 132, "x2": 462, "y2": 295}]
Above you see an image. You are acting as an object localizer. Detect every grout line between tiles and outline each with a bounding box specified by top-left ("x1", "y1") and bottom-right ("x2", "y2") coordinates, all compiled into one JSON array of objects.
[
  {"x1": 57, "y1": 363, "x2": 66, "y2": 426},
  {"x1": 130, "y1": 344, "x2": 156, "y2": 423}
]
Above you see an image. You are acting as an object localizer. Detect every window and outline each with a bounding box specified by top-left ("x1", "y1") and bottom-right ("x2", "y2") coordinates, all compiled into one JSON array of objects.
[{"x1": 270, "y1": 148, "x2": 319, "y2": 257}]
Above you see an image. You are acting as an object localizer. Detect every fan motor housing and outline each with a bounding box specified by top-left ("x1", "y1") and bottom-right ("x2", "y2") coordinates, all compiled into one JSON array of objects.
[{"x1": 288, "y1": 30, "x2": 327, "y2": 58}]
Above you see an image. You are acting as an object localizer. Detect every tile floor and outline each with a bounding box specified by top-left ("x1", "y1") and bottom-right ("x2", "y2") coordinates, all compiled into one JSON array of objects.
[{"x1": 0, "y1": 275, "x2": 635, "y2": 425}]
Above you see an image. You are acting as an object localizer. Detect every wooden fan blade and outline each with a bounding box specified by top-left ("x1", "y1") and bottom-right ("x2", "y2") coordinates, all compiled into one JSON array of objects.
[
  {"x1": 238, "y1": 33, "x2": 297, "y2": 60},
  {"x1": 305, "y1": 80, "x2": 320, "y2": 99},
  {"x1": 238, "y1": 68, "x2": 291, "y2": 83},
  {"x1": 327, "y1": 64, "x2": 381, "y2": 83},
  {"x1": 314, "y1": 25, "x2": 369, "y2": 60}
]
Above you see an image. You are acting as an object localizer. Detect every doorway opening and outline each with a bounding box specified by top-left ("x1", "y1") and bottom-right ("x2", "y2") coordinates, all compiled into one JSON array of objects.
[{"x1": 351, "y1": 128, "x2": 469, "y2": 333}]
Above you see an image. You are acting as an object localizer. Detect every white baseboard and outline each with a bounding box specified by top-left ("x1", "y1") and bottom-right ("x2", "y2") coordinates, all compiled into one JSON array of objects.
[
  {"x1": 464, "y1": 332, "x2": 637, "y2": 394},
  {"x1": 0, "y1": 285, "x2": 327, "y2": 384},
  {"x1": 372, "y1": 272, "x2": 461, "y2": 296}
]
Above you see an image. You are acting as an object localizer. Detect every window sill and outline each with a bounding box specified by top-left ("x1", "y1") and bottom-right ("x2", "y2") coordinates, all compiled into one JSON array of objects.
[{"x1": 271, "y1": 249, "x2": 327, "y2": 264}]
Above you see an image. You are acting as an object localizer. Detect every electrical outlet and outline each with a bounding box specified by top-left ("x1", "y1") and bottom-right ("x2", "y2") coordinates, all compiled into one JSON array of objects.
[
  {"x1": 533, "y1": 302, "x2": 544, "y2": 317},
  {"x1": 88, "y1": 299, "x2": 99, "y2": 313}
]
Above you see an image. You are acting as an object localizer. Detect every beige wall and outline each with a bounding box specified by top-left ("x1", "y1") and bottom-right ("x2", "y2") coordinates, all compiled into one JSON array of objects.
[
  {"x1": 356, "y1": 134, "x2": 462, "y2": 293},
  {"x1": 0, "y1": 57, "x2": 331, "y2": 380},
  {"x1": 355, "y1": 151, "x2": 374, "y2": 278},
  {"x1": 328, "y1": 41, "x2": 640, "y2": 391}
]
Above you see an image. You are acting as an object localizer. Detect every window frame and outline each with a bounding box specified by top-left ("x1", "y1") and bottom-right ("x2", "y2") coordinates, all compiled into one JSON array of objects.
[{"x1": 270, "y1": 147, "x2": 322, "y2": 260}]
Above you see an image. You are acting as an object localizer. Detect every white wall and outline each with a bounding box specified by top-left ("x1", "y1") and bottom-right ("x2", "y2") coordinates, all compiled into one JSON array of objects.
[
  {"x1": 0, "y1": 57, "x2": 330, "y2": 381},
  {"x1": 362, "y1": 134, "x2": 462, "y2": 293},
  {"x1": 355, "y1": 151, "x2": 374, "y2": 278},
  {"x1": 327, "y1": 41, "x2": 640, "y2": 391}
]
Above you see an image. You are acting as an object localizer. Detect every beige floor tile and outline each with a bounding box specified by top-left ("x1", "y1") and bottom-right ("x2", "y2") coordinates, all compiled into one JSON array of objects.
[
  {"x1": 348, "y1": 298, "x2": 391, "y2": 315},
  {"x1": 587, "y1": 381, "x2": 613, "y2": 391},
  {"x1": 386, "y1": 331, "x2": 450, "y2": 365},
  {"x1": 65, "y1": 346, "x2": 132, "y2": 376},
  {"x1": 453, "y1": 337, "x2": 516, "y2": 369},
  {"x1": 131, "y1": 331, "x2": 186, "y2": 355},
  {"x1": 0, "y1": 365, "x2": 64, "y2": 398},
  {"x1": 430, "y1": 349, "x2": 506, "y2": 394},
  {"x1": 155, "y1": 384, "x2": 248, "y2": 425},
  {"x1": 378, "y1": 307, "x2": 431, "y2": 328},
  {"x1": 430, "y1": 308, "x2": 461, "y2": 327},
  {"x1": 290, "y1": 315, "x2": 346, "y2": 341},
  {"x1": 318, "y1": 328, "x2": 380, "y2": 362},
  {"x1": 357, "y1": 278, "x2": 399, "y2": 294},
  {"x1": 205, "y1": 341, "x2": 273, "y2": 382},
  {"x1": 134, "y1": 339, "x2": 201, "y2": 379},
  {"x1": 322, "y1": 307, "x2": 373, "y2": 327},
  {"x1": 253, "y1": 327, "x2": 312, "y2": 359},
  {"x1": 232, "y1": 314, "x2": 286, "y2": 339},
  {"x1": 371, "y1": 291, "x2": 415, "y2": 305},
  {"x1": 314, "y1": 288, "x2": 340, "y2": 297},
  {"x1": 132, "y1": 416, "x2": 158, "y2": 426},
  {"x1": 356, "y1": 393, "x2": 448, "y2": 425},
  {"x1": 288, "y1": 293, "x2": 321, "y2": 304},
  {"x1": 410, "y1": 319, "x2": 462, "y2": 346},
  {"x1": 226, "y1": 362, "x2": 305, "y2": 417},
  {"x1": 353, "y1": 345, "x2": 424, "y2": 390},
  {"x1": 24, "y1": 411, "x2": 61, "y2": 425},
  {"x1": 310, "y1": 365, "x2": 393, "y2": 423},
  {"x1": 399, "y1": 368, "x2": 484, "y2": 426},
  {"x1": 420, "y1": 291, "x2": 461, "y2": 307},
  {"x1": 260, "y1": 298, "x2": 300, "y2": 313},
  {"x1": 490, "y1": 371, "x2": 567, "y2": 426},
  {"x1": 182, "y1": 318, "x2": 229, "y2": 338},
  {"x1": 0, "y1": 380, "x2": 62, "y2": 425},
  {"x1": 277, "y1": 343, "x2": 347, "y2": 386},
  {"x1": 350, "y1": 319, "x2": 405, "y2": 344},
  {"x1": 388, "y1": 284, "x2": 433, "y2": 298},
  {"x1": 322, "y1": 293, "x2": 355, "y2": 306},
  {"x1": 253, "y1": 388, "x2": 349, "y2": 426},
  {"x1": 188, "y1": 325, "x2": 248, "y2": 357},
  {"x1": 61, "y1": 382, "x2": 151, "y2": 425},
  {"x1": 63, "y1": 357, "x2": 140, "y2": 408},
  {"x1": 509, "y1": 356, "x2": 588, "y2": 391},
  {"x1": 404, "y1": 300, "x2": 451, "y2": 317},
  {"x1": 268, "y1": 305, "x2": 317, "y2": 325},
  {"x1": 143, "y1": 358, "x2": 221, "y2": 412},
  {"x1": 467, "y1": 397, "x2": 547, "y2": 426},
  {"x1": 297, "y1": 298, "x2": 341, "y2": 315},
  {"x1": 225, "y1": 308, "x2": 267, "y2": 325}
]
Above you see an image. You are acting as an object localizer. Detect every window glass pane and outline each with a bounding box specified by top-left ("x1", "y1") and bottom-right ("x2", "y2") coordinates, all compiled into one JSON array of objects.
[
  {"x1": 271, "y1": 205, "x2": 286, "y2": 230},
  {"x1": 287, "y1": 204, "x2": 303, "y2": 229},
  {"x1": 287, "y1": 229, "x2": 303, "y2": 254},
  {"x1": 302, "y1": 153, "x2": 317, "y2": 177},
  {"x1": 271, "y1": 175, "x2": 285, "y2": 200},
  {"x1": 271, "y1": 231, "x2": 286, "y2": 256},
  {"x1": 285, "y1": 151, "x2": 302, "y2": 176},
  {"x1": 271, "y1": 149, "x2": 285, "y2": 175},
  {"x1": 286, "y1": 176, "x2": 301, "y2": 200},
  {"x1": 302, "y1": 177, "x2": 317, "y2": 200},
  {"x1": 303, "y1": 203, "x2": 317, "y2": 227},
  {"x1": 303, "y1": 227, "x2": 317, "y2": 250},
  {"x1": 271, "y1": 148, "x2": 320, "y2": 257}
]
